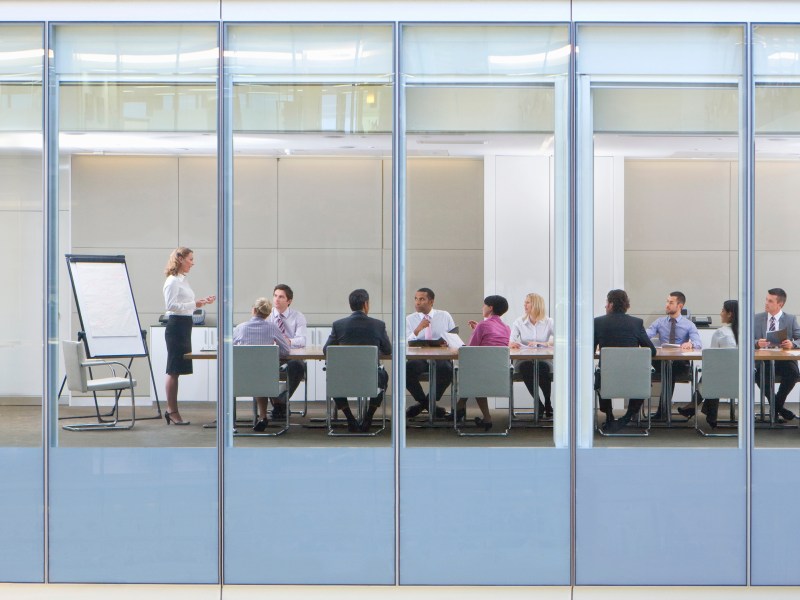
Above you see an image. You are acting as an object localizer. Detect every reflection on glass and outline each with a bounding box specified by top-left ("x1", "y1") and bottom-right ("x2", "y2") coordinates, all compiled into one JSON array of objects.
[
  {"x1": 0, "y1": 25, "x2": 43, "y2": 447},
  {"x1": 54, "y1": 24, "x2": 218, "y2": 447}
]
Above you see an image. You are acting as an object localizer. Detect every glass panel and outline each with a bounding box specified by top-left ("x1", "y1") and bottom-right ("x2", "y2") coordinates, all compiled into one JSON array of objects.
[
  {"x1": 47, "y1": 24, "x2": 218, "y2": 583},
  {"x1": 223, "y1": 23, "x2": 395, "y2": 585},
  {"x1": 575, "y1": 23, "x2": 746, "y2": 586},
  {"x1": 752, "y1": 24, "x2": 800, "y2": 584},
  {"x1": 398, "y1": 24, "x2": 570, "y2": 585},
  {"x1": 0, "y1": 22, "x2": 44, "y2": 582}
]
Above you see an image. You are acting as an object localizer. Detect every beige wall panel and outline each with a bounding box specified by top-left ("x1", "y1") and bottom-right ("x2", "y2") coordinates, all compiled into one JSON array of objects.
[
  {"x1": 406, "y1": 249, "x2": 483, "y2": 315},
  {"x1": 755, "y1": 161, "x2": 800, "y2": 251},
  {"x1": 232, "y1": 249, "x2": 279, "y2": 316},
  {"x1": 382, "y1": 159, "x2": 392, "y2": 249},
  {"x1": 278, "y1": 248, "x2": 382, "y2": 316},
  {"x1": 179, "y1": 157, "x2": 217, "y2": 250},
  {"x1": 625, "y1": 160, "x2": 730, "y2": 251},
  {"x1": 0, "y1": 156, "x2": 41, "y2": 211},
  {"x1": 756, "y1": 251, "x2": 800, "y2": 309},
  {"x1": 71, "y1": 156, "x2": 179, "y2": 248},
  {"x1": 625, "y1": 250, "x2": 730, "y2": 318},
  {"x1": 407, "y1": 158, "x2": 483, "y2": 250},
  {"x1": 277, "y1": 158, "x2": 383, "y2": 249},
  {"x1": 381, "y1": 248, "x2": 391, "y2": 315},
  {"x1": 729, "y1": 162, "x2": 739, "y2": 252},
  {"x1": 234, "y1": 157, "x2": 278, "y2": 249}
]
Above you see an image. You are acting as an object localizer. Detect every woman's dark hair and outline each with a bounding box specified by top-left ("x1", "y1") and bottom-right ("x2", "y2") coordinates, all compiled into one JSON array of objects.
[
  {"x1": 723, "y1": 299, "x2": 739, "y2": 344},
  {"x1": 484, "y1": 295, "x2": 509, "y2": 316}
]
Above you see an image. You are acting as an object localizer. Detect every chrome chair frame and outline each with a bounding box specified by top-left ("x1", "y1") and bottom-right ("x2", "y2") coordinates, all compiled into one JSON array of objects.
[
  {"x1": 596, "y1": 347, "x2": 653, "y2": 438},
  {"x1": 325, "y1": 345, "x2": 386, "y2": 437},
  {"x1": 453, "y1": 346, "x2": 512, "y2": 437},
  {"x1": 232, "y1": 345, "x2": 288, "y2": 437},
  {"x1": 696, "y1": 348, "x2": 738, "y2": 438}
]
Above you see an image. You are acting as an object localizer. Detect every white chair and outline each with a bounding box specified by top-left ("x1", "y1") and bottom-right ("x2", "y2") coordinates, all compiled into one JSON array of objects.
[
  {"x1": 61, "y1": 340, "x2": 137, "y2": 431},
  {"x1": 697, "y1": 348, "x2": 738, "y2": 438},
  {"x1": 454, "y1": 346, "x2": 512, "y2": 436},
  {"x1": 233, "y1": 345, "x2": 288, "y2": 437},
  {"x1": 596, "y1": 347, "x2": 653, "y2": 437},
  {"x1": 325, "y1": 345, "x2": 385, "y2": 437}
]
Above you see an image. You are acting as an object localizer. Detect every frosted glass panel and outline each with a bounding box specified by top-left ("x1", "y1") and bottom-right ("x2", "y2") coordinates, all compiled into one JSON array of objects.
[
  {"x1": 403, "y1": 25, "x2": 569, "y2": 82},
  {"x1": 577, "y1": 25, "x2": 743, "y2": 77},
  {"x1": 54, "y1": 24, "x2": 218, "y2": 82},
  {"x1": 754, "y1": 25, "x2": 800, "y2": 78},
  {"x1": 0, "y1": 25, "x2": 42, "y2": 80},
  {"x1": 227, "y1": 24, "x2": 393, "y2": 83}
]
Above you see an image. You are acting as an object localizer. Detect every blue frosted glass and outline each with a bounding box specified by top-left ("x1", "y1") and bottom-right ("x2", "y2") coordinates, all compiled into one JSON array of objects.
[{"x1": 0, "y1": 448, "x2": 44, "y2": 582}]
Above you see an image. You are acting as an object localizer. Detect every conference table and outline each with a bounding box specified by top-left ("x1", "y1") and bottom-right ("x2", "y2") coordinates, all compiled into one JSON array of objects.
[{"x1": 188, "y1": 346, "x2": 800, "y2": 429}]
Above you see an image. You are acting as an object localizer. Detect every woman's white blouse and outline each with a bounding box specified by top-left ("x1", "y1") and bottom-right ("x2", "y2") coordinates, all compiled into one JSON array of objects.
[
  {"x1": 710, "y1": 324, "x2": 737, "y2": 348},
  {"x1": 163, "y1": 274, "x2": 195, "y2": 316},
  {"x1": 511, "y1": 316, "x2": 554, "y2": 346}
]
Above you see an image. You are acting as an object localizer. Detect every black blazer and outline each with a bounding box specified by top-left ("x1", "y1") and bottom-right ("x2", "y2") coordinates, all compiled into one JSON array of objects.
[
  {"x1": 324, "y1": 311, "x2": 392, "y2": 357},
  {"x1": 594, "y1": 312, "x2": 657, "y2": 356}
]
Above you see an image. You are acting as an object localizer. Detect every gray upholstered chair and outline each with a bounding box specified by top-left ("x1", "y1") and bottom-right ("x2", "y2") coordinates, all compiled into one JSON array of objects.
[
  {"x1": 454, "y1": 346, "x2": 512, "y2": 436},
  {"x1": 233, "y1": 344, "x2": 288, "y2": 437},
  {"x1": 325, "y1": 345, "x2": 385, "y2": 437},
  {"x1": 697, "y1": 348, "x2": 738, "y2": 438},
  {"x1": 597, "y1": 347, "x2": 653, "y2": 437},
  {"x1": 61, "y1": 340, "x2": 137, "y2": 431}
]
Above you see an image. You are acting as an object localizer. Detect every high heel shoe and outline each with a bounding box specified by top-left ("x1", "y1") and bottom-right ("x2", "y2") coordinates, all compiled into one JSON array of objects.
[
  {"x1": 165, "y1": 411, "x2": 190, "y2": 426},
  {"x1": 474, "y1": 417, "x2": 493, "y2": 431},
  {"x1": 454, "y1": 408, "x2": 466, "y2": 424}
]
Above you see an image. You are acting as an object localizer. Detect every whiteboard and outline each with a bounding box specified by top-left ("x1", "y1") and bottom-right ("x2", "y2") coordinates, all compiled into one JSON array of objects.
[{"x1": 66, "y1": 255, "x2": 146, "y2": 358}]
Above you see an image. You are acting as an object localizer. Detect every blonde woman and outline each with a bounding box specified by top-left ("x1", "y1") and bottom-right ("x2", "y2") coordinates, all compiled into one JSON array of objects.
[
  {"x1": 163, "y1": 247, "x2": 215, "y2": 425},
  {"x1": 509, "y1": 293, "x2": 554, "y2": 417}
]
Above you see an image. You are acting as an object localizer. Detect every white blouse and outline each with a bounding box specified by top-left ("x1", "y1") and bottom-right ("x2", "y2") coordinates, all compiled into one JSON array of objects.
[
  {"x1": 710, "y1": 324, "x2": 737, "y2": 348},
  {"x1": 511, "y1": 316, "x2": 554, "y2": 346},
  {"x1": 163, "y1": 274, "x2": 196, "y2": 316}
]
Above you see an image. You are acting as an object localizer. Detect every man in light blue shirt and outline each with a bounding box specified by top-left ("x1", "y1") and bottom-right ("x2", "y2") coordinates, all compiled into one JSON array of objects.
[{"x1": 646, "y1": 291, "x2": 702, "y2": 419}]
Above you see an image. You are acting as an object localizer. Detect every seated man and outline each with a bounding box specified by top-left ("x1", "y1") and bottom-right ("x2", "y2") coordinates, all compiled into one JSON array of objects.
[
  {"x1": 755, "y1": 287, "x2": 800, "y2": 422},
  {"x1": 323, "y1": 289, "x2": 392, "y2": 433},
  {"x1": 645, "y1": 290, "x2": 701, "y2": 419},
  {"x1": 594, "y1": 289, "x2": 657, "y2": 431},
  {"x1": 266, "y1": 283, "x2": 307, "y2": 420},
  {"x1": 233, "y1": 297, "x2": 291, "y2": 431},
  {"x1": 405, "y1": 287, "x2": 456, "y2": 420}
]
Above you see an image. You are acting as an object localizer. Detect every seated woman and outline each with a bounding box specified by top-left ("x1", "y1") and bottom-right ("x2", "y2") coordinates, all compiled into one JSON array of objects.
[
  {"x1": 509, "y1": 292, "x2": 554, "y2": 418},
  {"x1": 455, "y1": 295, "x2": 511, "y2": 431},
  {"x1": 676, "y1": 299, "x2": 738, "y2": 427},
  {"x1": 233, "y1": 297, "x2": 291, "y2": 431}
]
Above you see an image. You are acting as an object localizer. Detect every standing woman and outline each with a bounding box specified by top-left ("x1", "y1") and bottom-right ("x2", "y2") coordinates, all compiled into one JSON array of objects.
[
  {"x1": 163, "y1": 247, "x2": 215, "y2": 425},
  {"x1": 509, "y1": 293, "x2": 555, "y2": 417}
]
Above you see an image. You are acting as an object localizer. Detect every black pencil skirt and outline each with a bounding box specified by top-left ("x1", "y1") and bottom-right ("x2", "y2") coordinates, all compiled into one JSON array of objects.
[{"x1": 165, "y1": 315, "x2": 193, "y2": 375}]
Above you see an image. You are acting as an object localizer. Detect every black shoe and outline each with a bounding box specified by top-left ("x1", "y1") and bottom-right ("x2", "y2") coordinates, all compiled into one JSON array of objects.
[
  {"x1": 650, "y1": 410, "x2": 664, "y2": 420},
  {"x1": 707, "y1": 419, "x2": 718, "y2": 429},
  {"x1": 544, "y1": 405, "x2": 553, "y2": 418},
  {"x1": 677, "y1": 405, "x2": 696, "y2": 418},
  {"x1": 434, "y1": 406, "x2": 448, "y2": 419},
  {"x1": 253, "y1": 418, "x2": 269, "y2": 432},
  {"x1": 612, "y1": 414, "x2": 632, "y2": 431},
  {"x1": 406, "y1": 403, "x2": 424, "y2": 419},
  {"x1": 454, "y1": 409, "x2": 466, "y2": 424},
  {"x1": 474, "y1": 417, "x2": 493, "y2": 431},
  {"x1": 779, "y1": 409, "x2": 796, "y2": 422},
  {"x1": 271, "y1": 405, "x2": 287, "y2": 420}
]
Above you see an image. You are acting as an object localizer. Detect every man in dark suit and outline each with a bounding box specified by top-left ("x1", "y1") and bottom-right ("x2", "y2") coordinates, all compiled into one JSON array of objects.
[
  {"x1": 594, "y1": 289, "x2": 657, "y2": 431},
  {"x1": 755, "y1": 287, "x2": 800, "y2": 421},
  {"x1": 324, "y1": 288, "x2": 392, "y2": 432}
]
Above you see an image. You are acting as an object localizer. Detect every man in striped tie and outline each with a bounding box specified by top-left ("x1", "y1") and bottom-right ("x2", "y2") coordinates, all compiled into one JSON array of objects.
[
  {"x1": 267, "y1": 284, "x2": 308, "y2": 421},
  {"x1": 755, "y1": 288, "x2": 800, "y2": 422}
]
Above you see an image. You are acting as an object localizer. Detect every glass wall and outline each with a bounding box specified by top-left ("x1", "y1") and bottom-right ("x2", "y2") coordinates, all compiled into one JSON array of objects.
[
  {"x1": 575, "y1": 23, "x2": 746, "y2": 584},
  {"x1": 222, "y1": 23, "x2": 396, "y2": 584},
  {"x1": 0, "y1": 23, "x2": 44, "y2": 582},
  {"x1": 398, "y1": 24, "x2": 571, "y2": 585},
  {"x1": 752, "y1": 23, "x2": 800, "y2": 584},
  {"x1": 47, "y1": 24, "x2": 219, "y2": 582}
]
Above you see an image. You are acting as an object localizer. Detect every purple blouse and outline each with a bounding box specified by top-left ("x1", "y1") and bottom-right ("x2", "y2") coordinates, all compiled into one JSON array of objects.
[{"x1": 468, "y1": 315, "x2": 511, "y2": 347}]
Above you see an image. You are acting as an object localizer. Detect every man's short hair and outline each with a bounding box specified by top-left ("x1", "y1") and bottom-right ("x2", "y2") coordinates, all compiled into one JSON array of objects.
[
  {"x1": 768, "y1": 287, "x2": 787, "y2": 305},
  {"x1": 274, "y1": 283, "x2": 294, "y2": 301},
  {"x1": 484, "y1": 295, "x2": 509, "y2": 317},
  {"x1": 417, "y1": 287, "x2": 435, "y2": 301},
  {"x1": 349, "y1": 288, "x2": 369, "y2": 311},
  {"x1": 607, "y1": 289, "x2": 630, "y2": 313},
  {"x1": 670, "y1": 291, "x2": 686, "y2": 306}
]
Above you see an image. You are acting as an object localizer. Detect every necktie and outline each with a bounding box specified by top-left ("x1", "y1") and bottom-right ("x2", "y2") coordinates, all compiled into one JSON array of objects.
[
  {"x1": 769, "y1": 316, "x2": 777, "y2": 332},
  {"x1": 277, "y1": 313, "x2": 288, "y2": 336},
  {"x1": 424, "y1": 315, "x2": 432, "y2": 340},
  {"x1": 668, "y1": 317, "x2": 677, "y2": 344}
]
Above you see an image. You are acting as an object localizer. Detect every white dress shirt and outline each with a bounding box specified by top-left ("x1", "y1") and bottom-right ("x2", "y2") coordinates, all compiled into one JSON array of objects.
[
  {"x1": 710, "y1": 324, "x2": 736, "y2": 349},
  {"x1": 511, "y1": 316, "x2": 554, "y2": 346},
  {"x1": 406, "y1": 308, "x2": 456, "y2": 341},
  {"x1": 267, "y1": 306, "x2": 307, "y2": 348},
  {"x1": 163, "y1": 274, "x2": 195, "y2": 316}
]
